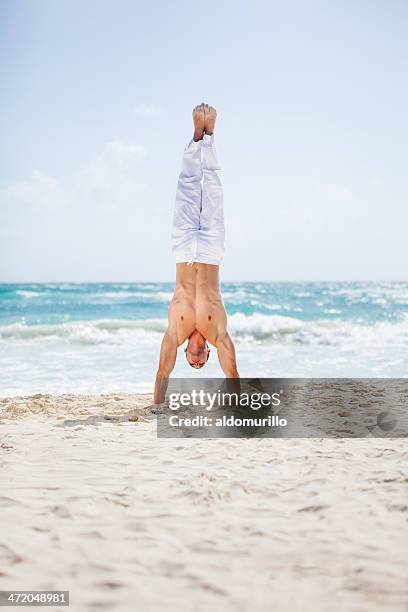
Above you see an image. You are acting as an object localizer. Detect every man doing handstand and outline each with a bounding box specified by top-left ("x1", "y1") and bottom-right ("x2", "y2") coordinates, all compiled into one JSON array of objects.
[{"x1": 154, "y1": 103, "x2": 239, "y2": 403}]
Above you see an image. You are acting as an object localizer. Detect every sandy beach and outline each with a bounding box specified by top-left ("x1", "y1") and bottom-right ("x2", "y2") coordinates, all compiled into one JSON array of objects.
[{"x1": 0, "y1": 393, "x2": 407, "y2": 612}]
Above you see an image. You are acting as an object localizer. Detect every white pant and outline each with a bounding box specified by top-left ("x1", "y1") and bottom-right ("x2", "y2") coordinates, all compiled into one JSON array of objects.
[{"x1": 171, "y1": 134, "x2": 225, "y2": 265}]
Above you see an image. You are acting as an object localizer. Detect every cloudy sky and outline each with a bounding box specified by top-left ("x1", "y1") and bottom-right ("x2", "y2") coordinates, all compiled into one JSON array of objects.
[{"x1": 1, "y1": 0, "x2": 407, "y2": 282}]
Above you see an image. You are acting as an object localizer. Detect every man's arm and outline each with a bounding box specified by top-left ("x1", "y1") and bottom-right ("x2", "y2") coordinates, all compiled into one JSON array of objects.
[
  {"x1": 154, "y1": 328, "x2": 178, "y2": 404},
  {"x1": 215, "y1": 331, "x2": 239, "y2": 378}
]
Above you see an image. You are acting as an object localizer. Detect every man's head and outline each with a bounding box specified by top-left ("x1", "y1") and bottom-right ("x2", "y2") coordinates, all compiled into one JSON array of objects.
[{"x1": 185, "y1": 330, "x2": 210, "y2": 369}]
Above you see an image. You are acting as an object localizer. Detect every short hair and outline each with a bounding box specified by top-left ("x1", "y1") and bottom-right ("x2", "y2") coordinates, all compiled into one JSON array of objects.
[{"x1": 186, "y1": 345, "x2": 210, "y2": 367}]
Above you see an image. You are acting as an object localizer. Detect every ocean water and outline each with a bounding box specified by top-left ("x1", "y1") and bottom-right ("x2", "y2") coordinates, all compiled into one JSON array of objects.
[{"x1": 0, "y1": 282, "x2": 407, "y2": 396}]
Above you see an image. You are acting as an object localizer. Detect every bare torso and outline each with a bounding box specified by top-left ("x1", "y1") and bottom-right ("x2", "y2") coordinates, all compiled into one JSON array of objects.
[{"x1": 168, "y1": 263, "x2": 227, "y2": 346}]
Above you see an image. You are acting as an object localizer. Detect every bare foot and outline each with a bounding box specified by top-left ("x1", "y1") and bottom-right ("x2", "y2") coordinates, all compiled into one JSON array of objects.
[
  {"x1": 192, "y1": 104, "x2": 205, "y2": 141},
  {"x1": 204, "y1": 103, "x2": 217, "y2": 135}
]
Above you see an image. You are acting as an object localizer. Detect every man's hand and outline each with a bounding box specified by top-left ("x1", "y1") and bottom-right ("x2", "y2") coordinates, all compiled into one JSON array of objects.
[
  {"x1": 215, "y1": 331, "x2": 239, "y2": 378},
  {"x1": 154, "y1": 328, "x2": 178, "y2": 404}
]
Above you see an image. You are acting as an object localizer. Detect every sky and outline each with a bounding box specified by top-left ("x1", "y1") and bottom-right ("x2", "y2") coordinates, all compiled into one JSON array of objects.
[{"x1": 1, "y1": 0, "x2": 407, "y2": 282}]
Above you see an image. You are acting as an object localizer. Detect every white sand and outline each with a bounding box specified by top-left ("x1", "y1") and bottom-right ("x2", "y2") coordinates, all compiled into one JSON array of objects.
[{"x1": 0, "y1": 394, "x2": 407, "y2": 612}]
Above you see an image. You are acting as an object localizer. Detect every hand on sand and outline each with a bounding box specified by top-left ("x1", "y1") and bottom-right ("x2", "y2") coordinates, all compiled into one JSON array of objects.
[{"x1": 151, "y1": 402, "x2": 167, "y2": 415}]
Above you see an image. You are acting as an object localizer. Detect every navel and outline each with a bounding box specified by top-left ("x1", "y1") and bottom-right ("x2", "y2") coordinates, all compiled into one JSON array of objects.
[
  {"x1": 208, "y1": 315, "x2": 211, "y2": 321},
  {"x1": 181, "y1": 315, "x2": 184, "y2": 321}
]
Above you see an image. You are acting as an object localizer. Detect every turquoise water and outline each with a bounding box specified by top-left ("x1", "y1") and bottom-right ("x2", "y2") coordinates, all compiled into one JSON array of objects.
[
  {"x1": 1, "y1": 281, "x2": 408, "y2": 325},
  {"x1": 1, "y1": 282, "x2": 407, "y2": 395}
]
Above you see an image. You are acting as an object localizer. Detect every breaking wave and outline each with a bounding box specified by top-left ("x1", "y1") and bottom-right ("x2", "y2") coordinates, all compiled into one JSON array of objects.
[{"x1": 1, "y1": 313, "x2": 408, "y2": 348}]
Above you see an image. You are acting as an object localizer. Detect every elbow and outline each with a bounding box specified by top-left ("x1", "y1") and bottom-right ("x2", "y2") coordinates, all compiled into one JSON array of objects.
[{"x1": 156, "y1": 368, "x2": 170, "y2": 380}]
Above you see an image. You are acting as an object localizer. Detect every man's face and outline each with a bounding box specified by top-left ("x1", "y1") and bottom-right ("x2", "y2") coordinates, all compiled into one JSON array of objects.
[{"x1": 185, "y1": 343, "x2": 210, "y2": 368}]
